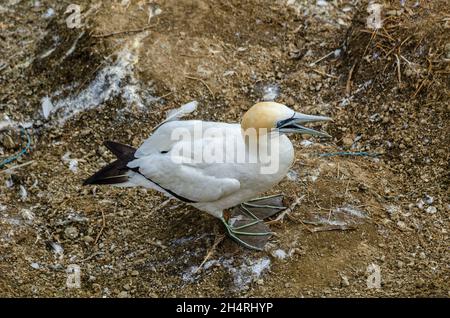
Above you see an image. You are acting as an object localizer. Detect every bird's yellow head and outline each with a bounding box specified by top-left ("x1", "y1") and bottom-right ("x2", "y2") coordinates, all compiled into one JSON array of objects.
[{"x1": 241, "y1": 102, "x2": 331, "y2": 137}]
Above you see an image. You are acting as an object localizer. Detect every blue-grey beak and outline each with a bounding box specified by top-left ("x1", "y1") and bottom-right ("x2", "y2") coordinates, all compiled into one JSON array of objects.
[{"x1": 277, "y1": 112, "x2": 332, "y2": 138}]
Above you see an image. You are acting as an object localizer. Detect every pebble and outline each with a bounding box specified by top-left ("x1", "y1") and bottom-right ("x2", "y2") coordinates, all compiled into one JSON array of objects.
[
  {"x1": 123, "y1": 284, "x2": 131, "y2": 291},
  {"x1": 83, "y1": 235, "x2": 95, "y2": 243},
  {"x1": 117, "y1": 291, "x2": 129, "y2": 298},
  {"x1": 131, "y1": 270, "x2": 139, "y2": 276},
  {"x1": 416, "y1": 200, "x2": 425, "y2": 210},
  {"x1": 396, "y1": 221, "x2": 407, "y2": 230},
  {"x1": 20, "y1": 209, "x2": 35, "y2": 221},
  {"x1": 445, "y1": 43, "x2": 450, "y2": 59},
  {"x1": 92, "y1": 283, "x2": 101, "y2": 292},
  {"x1": 342, "y1": 136, "x2": 353, "y2": 148},
  {"x1": 65, "y1": 226, "x2": 79, "y2": 239},
  {"x1": 424, "y1": 194, "x2": 434, "y2": 205},
  {"x1": 415, "y1": 278, "x2": 425, "y2": 288},
  {"x1": 426, "y1": 206, "x2": 437, "y2": 214},
  {"x1": 341, "y1": 275, "x2": 350, "y2": 287},
  {"x1": 1, "y1": 134, "x2": 17, "y2": 149},
  {"x1": 31, "y1": 262, "x2": 40, "y2": 269}
]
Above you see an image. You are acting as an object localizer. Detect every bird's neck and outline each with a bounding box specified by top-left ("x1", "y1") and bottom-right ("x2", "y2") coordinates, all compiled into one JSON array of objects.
[{"x1": 241, "y1": 127, "x2": 284, "y2": 153}]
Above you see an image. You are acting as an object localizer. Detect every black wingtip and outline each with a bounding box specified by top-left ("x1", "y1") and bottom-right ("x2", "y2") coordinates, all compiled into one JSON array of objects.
[
  {"x1": 83, "y1": 141, "x2": 137, "y2": 186},
  {"x1": 83, "y1": 176, "x2": 96, "y2": 186},
  {"x1": 103, "y1": 141, "x2": 136, "y2": 161},
  {"x1": 82, "y1": 159, "x2": 130, "y2": 186}
]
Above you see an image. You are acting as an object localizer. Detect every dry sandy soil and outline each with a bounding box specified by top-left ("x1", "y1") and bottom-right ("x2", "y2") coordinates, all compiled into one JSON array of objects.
[{"x1": 0, "y1": 0, "x2": 448, "y2": 297}]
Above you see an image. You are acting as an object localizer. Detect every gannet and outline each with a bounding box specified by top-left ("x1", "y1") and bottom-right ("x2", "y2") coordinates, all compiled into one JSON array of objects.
[{"x1": 84, "y1": 102, "x2": 331, "y2": 250}]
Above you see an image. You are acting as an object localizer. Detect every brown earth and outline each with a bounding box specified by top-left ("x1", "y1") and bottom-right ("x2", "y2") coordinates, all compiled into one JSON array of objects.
[{"x1": 0, "y1": 0, "x2": 448, "y2": 297}]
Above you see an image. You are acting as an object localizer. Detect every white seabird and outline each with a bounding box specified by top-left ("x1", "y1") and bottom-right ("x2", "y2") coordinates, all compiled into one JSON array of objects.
[{"x1": 84, "y1": 102, "x2": 331, "y2": 250}]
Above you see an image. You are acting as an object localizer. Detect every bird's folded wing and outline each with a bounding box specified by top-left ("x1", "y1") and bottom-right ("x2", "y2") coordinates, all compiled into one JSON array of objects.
[
  {"x1": 134, "y1": 120, "x2": 241, "y2": 157},
  {"x1": 127, "y1": 155, "x2": 241, "y2": 203}
]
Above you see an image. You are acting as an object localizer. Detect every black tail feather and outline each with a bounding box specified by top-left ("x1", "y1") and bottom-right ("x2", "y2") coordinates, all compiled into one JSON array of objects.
[{"x1": 83, "y1": 141, "x2": 137, "y2": 186}]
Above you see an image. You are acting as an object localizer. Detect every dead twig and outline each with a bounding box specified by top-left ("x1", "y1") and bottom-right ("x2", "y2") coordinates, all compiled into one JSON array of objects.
[
  {"x1": 92, "y1": 23, "x2": 157, "y2": 38},
  {"x1": 344, "y1": 179, "x2": 351, "y2": 196},
  {"x1": 180, "y1": 54, "x2": 208, "y2": 58},
  {"x1": 267, "y1": 195, "x2": 305, "y2": 224},
  {"x1": 148, "y1": 240, "x2": 167, "y2": 249},
  {"x1": 309, "y1": 51, "x2": 335, "y2": 67},
  {"x1": 413, "y1": 78, "x2": 427, "y2": 98},
  {"x1": 345, "y1": 63, "x2": 356, "y2": 96},
  {"x1": 94, "y1": 207, "x2": 108, "y2": 245},
  {"x1": 152, "y1": 198, "x2": 172, "y2": 212},
  {"x1": 309, "y1": 68, "x2": 339, "y2": 79},
  {"x1": 395, "y1": 54, "x2": 402, "y2": 87},
  {"x1": 194, "y1": 233, "x2": 225, "y2": 274},
  {"x1": 308, "y1": 225, "x2": 356, "y2": 233},
  {"x1": 157, "y1": 92, "x2": 173, "y2": 100},
  {"x1": 0, "y1": 160, "x2": 35, "y2": 174},
  {"x1": 185, "y1": 75, "x2": 215, "y2": 98},
  {"x1": 80, "y1": 251, "x2": 104, "y2": 262}
]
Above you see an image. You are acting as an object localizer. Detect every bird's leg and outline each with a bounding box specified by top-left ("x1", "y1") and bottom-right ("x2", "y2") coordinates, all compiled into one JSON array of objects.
[
  {"x1": 220, "y1": 215, "x2": 273, "y2": 251},
  {"x1": 240, "y1": 194, "x2": 287, "y2": 220}
]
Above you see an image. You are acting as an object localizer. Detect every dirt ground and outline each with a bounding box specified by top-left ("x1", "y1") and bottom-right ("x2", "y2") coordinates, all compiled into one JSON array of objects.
[{"x1": 0, "y1": 0, "x2": 448, "y2": 297}]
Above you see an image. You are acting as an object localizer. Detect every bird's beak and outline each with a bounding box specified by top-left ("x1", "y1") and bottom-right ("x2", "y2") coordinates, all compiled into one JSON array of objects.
[{"x1": 277, "y1": 112, "x2": 332, "y2": 138}]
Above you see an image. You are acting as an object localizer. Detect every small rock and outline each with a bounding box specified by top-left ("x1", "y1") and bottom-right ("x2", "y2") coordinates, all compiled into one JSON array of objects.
[
  {"x1": 19, "y1": 185, "x2": 28, "y2": 200},
  {"x1": 424, "y1": 194, "x2": 434, "y2": 205},
  {"x1": 20, "y1": 208, "x2": 34, "y2": 221},
  {"x1": 49, "y1": 241, "x2": 64, "y2": 255},
  {"x1": 300, "y1": 139, "x2": 314, "y2": 148},
  {"x1": 445, "y1": 43, "x2": 450, "y2": 59},
  {"x1": 416, "y1": 200, "x2": 425, "y2": 210},
  {"x1": 31, "y1": 262, "x2": 40, "y2": 269},
  {"x1": 426, "y1": 206, "x2": 437, "y2": 214},
  {"x1": 285, "y1": 96, "x2": 295, "y2": 106},
  {"x1": 286, "y1": 170, "x2": 298, "y2": 181},
  {"x1": 273, "y1": 249, "x2": 287, "y2": 260},
  {"x1": 131, "y1": 270, "x2": 139, "y2": 277},
  {"x1": 117, "y1": 291, "x2": 129, "y2": 298},
  {"x1": 83, "y1": 235, "x2": 95, "y2": 243},
  {"x1": 92, "y1": 283, "x2": 102, "y2": 292},
  {"x1": 416, "y1": 278, "x2": 425, "y2": 288},
  {"x1": 41, "y1": 96, "x2": 53, "y2": 119},
  {"x1": 123, "y1": 284, "x2": 131, "y2": 291},
  {"x1": 342, "y1": 136, "x2": 353, "y2": 148},
  {"x1": 341, "y1": 275, "x2": 350, "y2": 287},
  {"x1": 5, "y1": 177, "x2": 14, "y2": 188},
  {"x1": 65, "y1": 226, "x2": 79, "y2": 239},
  {"x1": 396, "y1": 221, "x2": 407, "y2": 230},
  {"x1": 2, "y1": 134, "x2": 17, "y2": 150}
]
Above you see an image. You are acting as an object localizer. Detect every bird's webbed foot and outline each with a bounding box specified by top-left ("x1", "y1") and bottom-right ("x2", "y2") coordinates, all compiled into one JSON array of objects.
[
  {"x1": 240, "y1": 194, "x2": 286, "y2": 220},
  {"x1": 221, "y1": 216, "x2": 272, "y2": 251},
  {"x1": 221, "y1": 194, "x2": 286, "y2": 251}
]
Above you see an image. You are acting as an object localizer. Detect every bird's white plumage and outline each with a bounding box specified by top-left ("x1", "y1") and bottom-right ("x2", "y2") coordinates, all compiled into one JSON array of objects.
[{"x1": 126, "y1": 120, "x2": 295, "y2": 217}]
